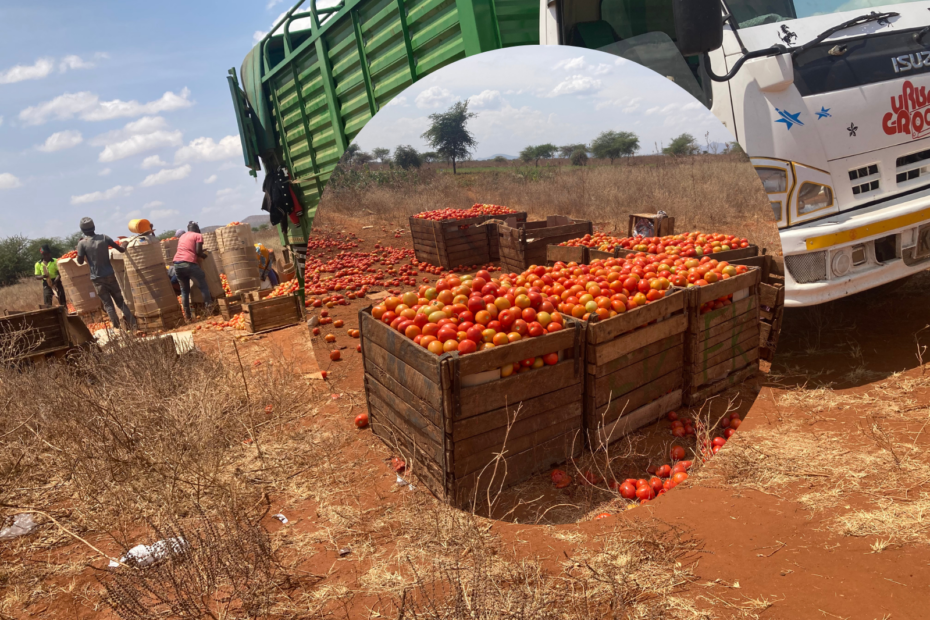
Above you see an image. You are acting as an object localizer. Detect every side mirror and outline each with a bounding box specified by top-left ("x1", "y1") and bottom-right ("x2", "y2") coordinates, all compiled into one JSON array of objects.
[{"x1": 672, "y1": 0, "x2": 725, "y2": 56}]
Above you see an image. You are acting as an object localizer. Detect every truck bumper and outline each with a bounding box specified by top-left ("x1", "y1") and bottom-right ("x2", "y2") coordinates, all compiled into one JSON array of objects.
[{"x1": 781, "y1": 187, "x2": 930, "y2": 307}]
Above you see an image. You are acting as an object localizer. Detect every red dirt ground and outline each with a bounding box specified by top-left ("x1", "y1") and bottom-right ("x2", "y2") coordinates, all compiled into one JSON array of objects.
[{"x1": 4, "y1": 222, "x2": 930, "y2": 618}]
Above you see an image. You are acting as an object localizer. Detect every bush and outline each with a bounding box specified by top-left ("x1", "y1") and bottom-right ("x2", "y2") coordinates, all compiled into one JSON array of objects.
[
  {"x1": 0, "y1": 235, "x2": 32, "y2": 286},
  {"x1": 570, "y1": 149, "x2": 588, "y2": 167}
]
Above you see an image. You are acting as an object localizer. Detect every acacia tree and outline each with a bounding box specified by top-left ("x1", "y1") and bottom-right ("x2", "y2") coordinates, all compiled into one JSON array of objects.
[
  {"x1": 590, "y1": 130, "x2": 639, "y2": 164},
  {"x1": 663, "y1": 133, "x2": 700, "y2": 156},
  {"x1": 570, "y1": 149, "x2": 588, "y2": 166},
  {"x1": 372, "y1": 147, "x2": 391, "y2": 164},
  {"x1": 393, "y1": 145, "x2": 422, "y2": 170},
  {"x1": 520, "y1": 143, "x2": 557, "y2": 167},
  {"x1": 421, "y1": 101, "x2": 477, "y2": 175},
  {"x1": 559, "y1": 144, "x2": 587, "y2": 159}
]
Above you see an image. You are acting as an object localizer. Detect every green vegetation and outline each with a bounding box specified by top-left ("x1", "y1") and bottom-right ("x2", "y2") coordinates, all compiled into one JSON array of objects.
[
  {"x1": 0, "y1": 232, "x2": 83, "y2": 286},
  {"x1": 421, "y1": 101, "x2": 477, "y2": 175},
  {"x1": 394, "y1": 145, "x2": 422, "y2": 170},
  {"x1": 663, "y1": 133, "x2": 700, "y2": 156},
  {"x1": 519, "y1": 143, "x2": 557, "y2": 167},
  {"x1": 590, "y1": 130, "x2": 639, "y2": 164}
]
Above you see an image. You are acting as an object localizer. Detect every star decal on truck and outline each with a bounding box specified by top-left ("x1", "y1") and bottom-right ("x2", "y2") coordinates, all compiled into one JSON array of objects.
[
  {"x1": 848, "y1": 122, "x2": 858, "y2": 137},
  {"x1": 775, "y1": 108, "x2": 804, "y2": 130},
  {"x1": 816, "y1": 107, "x2": 832, "y2": 119}
]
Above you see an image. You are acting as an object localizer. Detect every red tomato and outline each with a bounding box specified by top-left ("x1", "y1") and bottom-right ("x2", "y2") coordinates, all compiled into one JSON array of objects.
[
  {"x1": 391, "y1": 457, "x2": 406, "y2": 472},
  {"x1": 330, "y1": 350, "x2": 341, "y2": 361},
  {"x1": 670, "y1": 445, "x2": 686, "y2": 461},
  {"x1": 712, "y1": 437, "x2": 727, "y2": 447},
  {"x1": 657, "y1": 464, "x2": 672, "y2": 478},
  {"x1": 354, "y1": 413, "x2": 369, "y2": 428},
  {"x1": 551, "y1": 469, "x2": 571, "y2": 488},
  {"x1": 724, "y1": 428, "x2": 735, "y2": 439},
  {"x1": 649, "y1": 477, "x2": 663, "y2": 493},
  {"x1": 667, "y1": 411, "x2": 678, "y2": 421},
  {"x1": 635, "y1": 485, "x2": 655, "y2": 501},
  {"x1": 542, "y1": 352, "x2": 559, "y2": 365},
  {"x1": 619, "y1": 483, "x2": 637, "y2": 499},
  {"x1": 730, "y1": 418, "x2": 742, "y2": 429}
]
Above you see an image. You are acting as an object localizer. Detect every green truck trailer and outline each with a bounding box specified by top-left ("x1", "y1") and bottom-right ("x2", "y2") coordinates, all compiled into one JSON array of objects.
[{"x1": 228, "y1": 0, "x2": 539, "y2": 289}]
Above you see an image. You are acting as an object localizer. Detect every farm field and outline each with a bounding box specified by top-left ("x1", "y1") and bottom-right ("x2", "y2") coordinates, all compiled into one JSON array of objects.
[{"x1": 3, "y1": 163, "x2": 930, "y2": 618}]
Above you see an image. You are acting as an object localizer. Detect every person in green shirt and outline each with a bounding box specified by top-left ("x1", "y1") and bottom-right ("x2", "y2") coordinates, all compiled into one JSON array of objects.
[{"x1": 34, "y1": 244, "x2": 66, "y2": 308}]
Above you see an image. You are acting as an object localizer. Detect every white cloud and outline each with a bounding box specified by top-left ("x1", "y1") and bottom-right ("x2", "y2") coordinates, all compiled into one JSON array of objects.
[
  {"x1": 59, "y1": 54, "x2": 97, "y2": 72},
  {"x1": 415, "y1": 86, "x2": 457, "y2": 110},
  {"x1": 140, "y1": 165, "x2": 191, "y2": 187},
  {"x1": 253, "y1": 30, "x2": 268, "y2": 44},
  {"x1": 143, "y1": 200, "x2": 164, "y2": 209},
  {"x1": 384, "y1": 95, "x2": 407, "y2": 108},
  {"x1": 0, "y1": 173, "x2": 22, "y2": 189},
  {"x1": 469, "y1": 90, "x2": 503, "y2": 110},
  {"x1": 36, "y1": 129, "x2": 83, "y2": 152},
  {"x1": 0, "y1": 116, "x2": 3, "y2": 126},
  {"x1": 98, "y1": 130, "x2": 183, "y2": 162},
  {"x1": 91, "y1": 116, "x2": 169, "y2": 145},
  {"x1": 267, "y1": 0, "x2": 284, "y2": 7},
  {"x1": 645, "y1": 106, "x2": 661, "y2": 115},
  {"x1": 141, "y1": 155, "x2": 168, "y2": 169},
  {"x1": 593, "y1": 63, "x2": 613, "y2": 76},
  {"x1": 149, "y1": 208, "x2": 179, "y2": 219},
  {"x1": 19, "y1": 88, "x2": 193, "y2": 126},
  {"x1": 174, "y1": 136, "x2": 239, "y2": 163},
  {"x1": 204, "y1": 174, "x2": 218, "y2": 184},
  {"x1": 70, "y1": 185, "x2": 132, "y2": 204},
  {"x1": 554, "y1": 57, "x2": 585, "y2": 71},
  {"x1": 216, "y1": 187, "x2": 237, "y2": 198},
  {"x1": 0, "y1": 58, "x2": 55, "y2": 84},
  {"x1": 546, "y1": 75, "x2": 601, "y2": 97},
  {"x1": 99, "y1": 168, "x2": 111, "y2": 176}
]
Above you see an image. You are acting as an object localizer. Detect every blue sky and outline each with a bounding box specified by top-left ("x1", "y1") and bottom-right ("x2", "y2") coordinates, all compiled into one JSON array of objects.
[
  {"x1": 351, "y1": 46, "x2": 734, "y2": 160},
  {"x1": 0, "y1": 0, "x2": 301, "y2": 239}
]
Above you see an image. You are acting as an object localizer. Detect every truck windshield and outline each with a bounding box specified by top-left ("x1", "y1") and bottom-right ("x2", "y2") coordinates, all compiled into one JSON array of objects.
[{"x1": 726, "y1": 0, "x2": 921, "y2": 28}]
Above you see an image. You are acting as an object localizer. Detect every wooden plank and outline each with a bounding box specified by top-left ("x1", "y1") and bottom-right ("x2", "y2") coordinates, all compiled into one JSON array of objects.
[
  {"x1": 451, "y1": 384, "x2": 580, "y2": 441},
  {"x1": 360, "y1": 309, "x2": 442, "y2": 384},
  {"x1": 591, "y1": 390, "x2": 682, "y2": 450},
  {"x1": 452, "y1": 428, "x2": 581, "y2": 508},
  {"x1": 591, "y1": 344, "x2": 683, "y2": 408},
  {"x1": 366, "y1": 374, "x2": 444, "y2": 448},
  {"x1": 687, "y1": 327, "x2": 759, "y2": 375},
  {"x1": 368, "y1": 391, "x2": 445, "y2": 465},
  {"x1": 547, "y1": 245, "x2": 586, "y2": 265},
  {"x1": 593, "y1": 369, "x2": 681, "y2": 426},
  {"x1": 692, "y1": 308, "x2": 757, "y2": 350},
  {"x1": 363, "y1": 341, "x2": 444, "y2": 411},
  {"x1": 587, "y1": 290, "x2": 685, "y2": 344},
  {"x1": 459, "y1": 360, "x2": 579, "y2": 418},
  {"x1": 759, "y1": 282, "x2": 784, "y2": 309},
  {"x1": 455, "y1": 323, "x2": 577, "y2": 375},
  {"x1": 365, "y1": 362, "x2": 444, "y2": 430},
  {"x1": 589, "y1": 333, "x2": 682, "y2": 378},
  {"x1": 689, "y1": 347, "x2": 760, "y2": 389},
  {"x1": 694, "y1": 268, "x2": 761, "y2": 305},
  {"x1": 589, "y1": 314, "x2": 687, "y2": 366},
  {"x1": 452, "y1": 416, "x2": 581, "y2": 478},
  {"x1": 453, "y1": 400, "x2": 582, "y2": 459},
  {"x1": 370, "y1": 410, "x2": 446, "y2": 497},
  {"x1": 689, "y1": 294, "x2": 757, "y2": 334},
  {"x1": 685, "y1": 362, "x2": 759, "y2": 407}
]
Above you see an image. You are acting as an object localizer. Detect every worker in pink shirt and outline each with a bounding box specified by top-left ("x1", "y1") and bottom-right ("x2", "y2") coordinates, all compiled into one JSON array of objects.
[{"x1": 172, "y1": 221, "x2": 213, "y2": 320}]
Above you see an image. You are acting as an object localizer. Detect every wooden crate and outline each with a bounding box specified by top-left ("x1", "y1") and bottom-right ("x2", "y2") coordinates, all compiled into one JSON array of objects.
[
  {"x1": 242, "y1": 294, "x2": 302, "y2": 333},
  {"x1": 137, "y1": 307, "x2": 185, "y2": 332},
  {"x1": 409, "y1": 212, "x2": 527, "y2": 269},
  {"x1": 359, "y1": 307, "x2": 584, "y2": 508},
  {"x1": 546, "y1": 244, "x2": 588, "y2": 266},
  {"x1": 0, "y1": 307, "x2": 71, "y2": 360},
  {"x1": 730, "y1": 255, "x2": 785, "y2": 362},
  {"x1": 246, "y1": 289, "x2": 274, "y2": 302},
  {"x1": 616, "y1": 245, "x2": 760, "y2": 262},
  {"x1": 683, "y1": 268, "x2": 762, "y2": 406},
  {"x1": 628, "y1": 213, "x2": 675, "y2": 237},
  {"x1": 494, "y1": 217, "x2": 593, "y2": 274},
  {"x1": 581, "y1": 290, "x2": 687, "y2": 450},
  {"x1": 217, "y1": 296, "x2": 243, "y2": 320},
  {"x1": 588, "y1": 248, "x2": 618, "y2": 262}
]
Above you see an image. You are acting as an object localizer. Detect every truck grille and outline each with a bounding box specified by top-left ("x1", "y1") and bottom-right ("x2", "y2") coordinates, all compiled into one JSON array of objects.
[
  {"x1": 849, "y1": 164, "x2": 880, "y2": 196},
  {"x1": 896, "y1": 148, "x2": 930, "y2": 184},
  {"x1": 785, "y1": 251, "x2": 827, "y2": 284}
]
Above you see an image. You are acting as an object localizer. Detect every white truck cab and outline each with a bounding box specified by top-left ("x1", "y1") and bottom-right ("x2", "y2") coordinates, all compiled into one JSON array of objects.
[{"x1": 542, "y1": 0, "x2": 930, "y2": 306}]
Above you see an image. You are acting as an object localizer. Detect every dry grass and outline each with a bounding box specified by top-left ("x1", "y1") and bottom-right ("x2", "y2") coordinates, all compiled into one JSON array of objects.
[
  {"x1": 0, "y1": 278, "x2": 45, "y2": 313},
  {"x1": 320, "y1": 155, "x2": 780, "y2": 254}
]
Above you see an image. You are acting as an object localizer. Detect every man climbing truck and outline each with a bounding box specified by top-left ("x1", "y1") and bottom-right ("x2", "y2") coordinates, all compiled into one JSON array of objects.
[{"x1": 229, "y1": 0, "x2": 930, "y2": 307}]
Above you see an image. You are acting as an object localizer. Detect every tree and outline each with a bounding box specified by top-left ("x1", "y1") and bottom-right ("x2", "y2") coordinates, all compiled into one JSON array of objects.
[
  {"x1": 0, "y1": 235, "x2": 31, "y2": 286},
  {"x1": 590, "y1": 130, "x2": 639, "y2": 164},
  {"x1": 663, "y1": 133, "x2": 700, "y2": 156},
  {"x1": 559, "y1": 144, "x2": 586, "y2": 159},
  {"x1": 354, "y1": 151, "x2": 374, "y2": 165},
  {"x1": 421, "y1": 100, "x2": 477, "y2": 175},
  {"x1": 340, "y1": 142, "x2": 361, "y2": 166},
  {"x1": 421, "y1": 151, "x2": 440, "y2": 164},
  {"x1": 393, "y1": 145, "x2": 422, "y2": 170},
  {"x1": 372, "y1": 147, "x2": 391, "y2": 164},
  {"x1": 493, "y1": 155, "x2": 508, "y2": 164},
  {"x1": 520, "y1": 144, "x2": 558, "y2": 167},
  {"x1": 570, "y1": 149, "x2": 588, "y2": 167}
]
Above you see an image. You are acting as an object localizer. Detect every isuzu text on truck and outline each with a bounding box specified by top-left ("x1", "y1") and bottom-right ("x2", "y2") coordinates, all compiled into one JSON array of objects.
[{"x1": 230, "y1": 0, "x2": 930, "y2": 306}]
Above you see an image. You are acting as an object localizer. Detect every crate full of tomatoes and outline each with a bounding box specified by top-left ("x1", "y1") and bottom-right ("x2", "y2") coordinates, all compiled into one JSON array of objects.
[
  {"x1": 360, "y1": 268, "x2": 584, "y2": 508},
  {"x1": 408, "y1": 204, "x2": 527, "y2": 269}
]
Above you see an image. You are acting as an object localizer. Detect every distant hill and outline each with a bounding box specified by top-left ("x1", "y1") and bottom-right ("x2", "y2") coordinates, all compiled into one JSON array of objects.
[{"x1": 477, "y1": 153, "x2": 518, "y2": 160}]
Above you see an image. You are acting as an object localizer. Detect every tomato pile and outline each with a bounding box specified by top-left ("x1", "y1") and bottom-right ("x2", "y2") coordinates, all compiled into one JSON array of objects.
[
  {"x1": 562, "y1": 232, "x2": 751, "y2": 257},
  {"x1": 371, "y1": 269, "x2": 568, "y2": 358},
  {"x1": 307, "y1": 232, "x2": 360, "y2": 252},
  {"x1": 58, "y1": 250, "x2": 78, "y2": 261},
  {"x1": 220, "y1": 274, "x2": 233, "y2": 297},
  {"x1": 302, "y1": 247, "x2": 416, "y2": 299},
  {"x1": 227, "y1": 221, "x2": 244, "y2": 226},
  {"x1": 204, "y1": 312, "x2": 246, "y2": 331},
  {"x1": 267, "y1": 279, "x2": 300, "y2": 298},
  {"x1": 412, "y1": 204, "x2": 517, "y2": 221},
  {"x1": 162, "y1": 237, "x2": 178, "y2": 243}
]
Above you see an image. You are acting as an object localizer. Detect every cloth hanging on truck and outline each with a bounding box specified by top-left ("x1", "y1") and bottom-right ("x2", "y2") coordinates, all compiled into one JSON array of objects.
[{"x1": 261, "y1": 166, "x2": 304, "y2": 227}]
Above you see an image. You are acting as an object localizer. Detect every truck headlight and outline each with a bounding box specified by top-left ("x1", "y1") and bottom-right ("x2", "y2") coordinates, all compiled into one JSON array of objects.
[
  {"x1": 755, "y1": 167, "x2": 787, "y2": 193},
  {"x1": 797, "y1": 182, "x2": 833, "y2": 215}
]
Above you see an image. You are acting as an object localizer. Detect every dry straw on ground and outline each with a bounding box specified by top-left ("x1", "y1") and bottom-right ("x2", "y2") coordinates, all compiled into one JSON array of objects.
[{"x1": 320, "y1": 155, "x2": 780, "y2": 253}]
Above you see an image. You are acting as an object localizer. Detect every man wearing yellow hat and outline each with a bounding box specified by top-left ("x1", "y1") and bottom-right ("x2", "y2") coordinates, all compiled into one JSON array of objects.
[{"x1": 255, "y1": 243, "x2": 279, "y2": 288}]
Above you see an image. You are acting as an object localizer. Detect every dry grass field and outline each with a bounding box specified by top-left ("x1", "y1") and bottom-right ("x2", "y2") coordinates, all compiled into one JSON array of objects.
[{"x1": 320, "y1": 154, "x2": 781, "y2": 254}]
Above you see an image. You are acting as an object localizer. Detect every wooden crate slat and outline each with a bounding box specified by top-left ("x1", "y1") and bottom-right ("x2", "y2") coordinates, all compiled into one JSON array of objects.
[
  {"x1": 455, "y1": 324, "x2": 577, "y2": 375},
  {"x1": 589, "y1": 314, "x2": 688, "y2": 366},
  {"x1": 693, "y1": 269, "x2": 761, "y2": 305},
  {"x1": 451, "y1": 383, "x2": 580, "y2": 442},
  {"x1": 365, "y1": 360, "x2": 444, "y2": 429},
  {"x1": 370, "y1": 409, "x2": 446, "y2": 495},
  {"x1": 360, "y1": 310, "x2": 444, "y2": 385},
  {"x1": 588, "y1": 333, "x2": 682, "y2": 378},
  {"x1": 547, "y1": 245, "x2": 587, "y2": 265},
  {"x1": 590, "y1": 390, "x2": 682, "y2": 451},
  {"x1": 363, "y1": 342, "x2": 445, "y2": 412},
  {"x1": 496, "y1": 218, "x2": 592, "y2": 272},
  {"x1": 592, "y1": 369, "x2": 681, "y2": 428},
  {"x1": 459, "y1": 360, "x2": 578, "y2": 418},
  {"x1": 587, "y1": 289, "x2": 685, "y2": 345},
  {"x1": 687, "y1": 327, "x2": 759, "y2": 377},
  {"x1": 590, "y1": 342, "x2": 684, "y2": 409},
  {"x1": 368, "y1": 390, "x2": 445, "y2": 465},
  {"x1": 366, "y1": 373, "x2": 445, "y2": 449}
]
